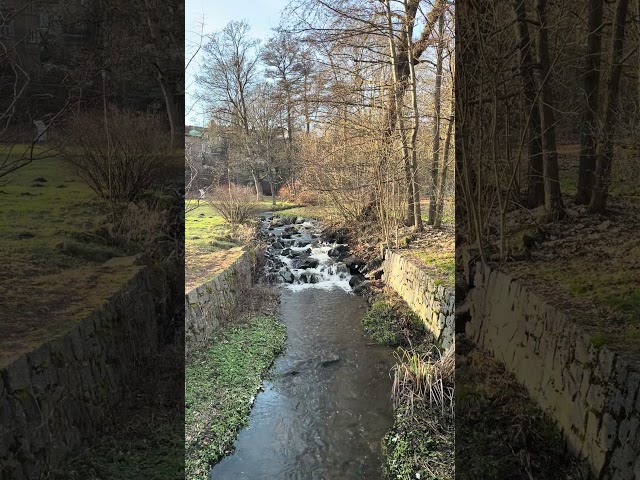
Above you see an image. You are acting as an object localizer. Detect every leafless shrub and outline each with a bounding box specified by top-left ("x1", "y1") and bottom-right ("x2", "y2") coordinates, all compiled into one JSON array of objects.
[
  {"x1": 62, "y1": 107, "x2": 170, "y2": 202},
  {"x1": 208, "y1": 184, "x2": 258, "y2": 224}
]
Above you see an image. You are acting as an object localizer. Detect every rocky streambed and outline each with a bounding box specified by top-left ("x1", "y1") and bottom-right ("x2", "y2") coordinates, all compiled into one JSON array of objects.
[{"x1": 259, "y1": 214, "x2": 383, "y2": 293}]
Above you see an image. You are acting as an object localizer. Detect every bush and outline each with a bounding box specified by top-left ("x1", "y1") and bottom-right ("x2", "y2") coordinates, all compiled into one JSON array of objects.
[
  {"x1": 208, "y1": 184, "x2": 258, "y2": 224},
  {"x1": 62, "y1": 107, "x2": 170, "y2": 202}
]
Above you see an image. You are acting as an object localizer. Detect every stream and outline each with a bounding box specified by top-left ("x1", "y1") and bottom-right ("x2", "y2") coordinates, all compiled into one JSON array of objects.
[{"x1": 210, "y1": 215, "x2": 395, "y2": 479}]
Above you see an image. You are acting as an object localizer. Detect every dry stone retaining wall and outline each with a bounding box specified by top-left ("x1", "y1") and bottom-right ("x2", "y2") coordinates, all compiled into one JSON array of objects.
[
  {"x1": 185, "y1": 249, "x2": 253, "y2": 348},
  {"x1": 382, "y1": 250, "x2": 454, "y2": 350},
  {"x1": 0, "y1": 258, "x2": 159, "y2": 480},
  {"x1": 466, "y1": 262, "x2": 640, "y2": 480}
]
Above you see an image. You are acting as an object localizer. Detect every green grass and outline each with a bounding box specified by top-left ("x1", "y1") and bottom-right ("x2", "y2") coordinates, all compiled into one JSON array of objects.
[
  {"x1": 362, "y1": 300, "x2": 425, "y2": 347},
  {"x1": 414, "y1": 250, "x2": 455, "y2": 287},
  {"x1": 0, "y1": 156, "x2": 139, "y2": 366},
  {"x1": 186, "y1": 204, "x2": 235, "y2": 254},
  {"x1": 535, "y1": 261, "x2": 640, "y2": 355},
  {"x1": 185, "y1": 315, "x2": 286, "y2": 480},
  {"x1": 52, "y1": 418, "x2": 184, "y2": 480},
  {"x1": 384, "y1": 401, "x2": 454, "y2": 480}
]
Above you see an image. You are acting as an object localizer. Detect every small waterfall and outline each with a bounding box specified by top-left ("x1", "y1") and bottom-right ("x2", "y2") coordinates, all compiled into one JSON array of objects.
[{"x1": 260, "y1": 216, "x2": 354, "y2": 292}]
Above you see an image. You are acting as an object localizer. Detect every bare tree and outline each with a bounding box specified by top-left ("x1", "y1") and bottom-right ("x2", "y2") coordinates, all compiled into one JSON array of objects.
[
  {"x1": 588, "y1": 0, "x2": 631, "y2": 213},
  {"x1": 197, "y1": 21, "x2": 264, "y2": 200}
]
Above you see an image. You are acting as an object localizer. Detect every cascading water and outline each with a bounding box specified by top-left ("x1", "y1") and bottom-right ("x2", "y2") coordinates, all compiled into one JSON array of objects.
[
  {"x1": 260, "y1": 216, "x2": 360, "y2": 292},
  {"x1": 210, "y1": 215, "x2": 393, "y2": 480}
]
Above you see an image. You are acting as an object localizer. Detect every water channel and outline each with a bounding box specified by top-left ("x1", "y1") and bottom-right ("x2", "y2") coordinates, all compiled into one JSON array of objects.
[{"x1": 210, "y1": 217, "x2": 395, "y2": 479}]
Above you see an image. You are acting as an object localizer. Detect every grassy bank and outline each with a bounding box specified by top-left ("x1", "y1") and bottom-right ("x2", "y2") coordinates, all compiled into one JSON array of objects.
[
  {"x1": 185, "y1": 315, "x2": 286, "y2": 479},
  {"x1": 50, "y1": 348, "x2": 184, "y2": 480},
  {"x1": 360, "y1": 293, "x2": 454, "y2": 479},
  {"x1": 384, "y1": 355, "x2": 454, "y2": 480}
]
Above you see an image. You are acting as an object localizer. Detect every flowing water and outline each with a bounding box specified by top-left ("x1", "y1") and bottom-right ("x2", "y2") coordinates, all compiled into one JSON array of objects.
[{"x1": 210, "y1": 216, "x2": 395, "y2": 479}]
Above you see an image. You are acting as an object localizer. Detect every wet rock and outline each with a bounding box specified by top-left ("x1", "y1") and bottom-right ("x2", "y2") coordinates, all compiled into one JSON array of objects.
[
  {"x1": 343, "y1": 255, "x2": 365, "y2": 274},
  {"x1": 352, "y1": 280, "x2": 371, "y2": 295},
  {"x1": 362, "y1": 256, "x2": 383, "y2": 273},
  {"x1": 280, "y1": 268, "x2": 294, "y2": 283},
  {"x1": 309, "y1": 274, "x2": 320, "y2": 284},
  {"x1": 272, "y1": 241, "x2": 284, "y2": 250},
  {"x1": 295, "y1": 216, "x2": 305, "y2": 224},
  {"x1": 270, "y1": 218, "x2": 285, "y2": 227},
  {"x1": 328, "y1": 244, "x2": 349, "y2": 258},
  {"x1": 281, "y1": 248, "x2": 291, "y2": 256},
  {"x1": 295, "y1": 240, "x2": 311, "y2": 247},
  {"x1": 320, "y1": 353, "x2": 340, "y2": 366},
  {"x1": 295, "y1": 258, "x2": 319, "y2": 269},
  {"x1": 281, "y1": 233, "x2": 292, "y2": 239},
  {"x1": 349, "y1": 274, "x2": 366, "y2": 289},
  {"x1": 335, "y1": 264, "x2": 349, "y2": 275}
]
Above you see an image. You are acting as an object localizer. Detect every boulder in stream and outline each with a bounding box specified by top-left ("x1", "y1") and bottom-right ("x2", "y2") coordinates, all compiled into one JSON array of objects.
[
  {"x1": 280, "y1": 268, "x2": 295, "y2": 283},
  {"x1": 294, "y1": 258, "x2": 319, "y2": 269},
  {"x1": 328, "y1": 244, "x2": 349, "y2": 259},
  {"x1": 349, "y1": 273, "x2": 366, "y2": 289},
  {"x1": 343, "y1": 255, "x2": 365, "y2": 274}
]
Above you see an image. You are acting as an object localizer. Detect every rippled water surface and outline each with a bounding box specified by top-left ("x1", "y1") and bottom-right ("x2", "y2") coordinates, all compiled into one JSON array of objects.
[{"x1": 210, "y1": 286, "x2": 395, "y2": 479}]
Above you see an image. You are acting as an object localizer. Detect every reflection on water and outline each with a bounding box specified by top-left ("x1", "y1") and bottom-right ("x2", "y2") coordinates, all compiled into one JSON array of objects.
[{"x1": 210, "y1": 288, "x2": 395, "y2": 479}]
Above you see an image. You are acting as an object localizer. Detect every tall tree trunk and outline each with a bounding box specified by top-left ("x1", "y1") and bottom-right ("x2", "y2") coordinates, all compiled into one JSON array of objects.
[
  {"x1": 429, "y1": 14, "x2": 445, "y2": 225},
  {"x1": 589, "y1": 0, "x2": 630, "y2": 213},
  {"x1": 434, "y1": 83, "x2": 454, "y2": 229},
  {"x1": 575, "y1": 0, "x2": 604, "y2": 205},
  {"x1": 535, "y1": 0, "x2": 565, "y2": 220},
  {"x1": 156, "y1": 71, "x2": 183, "y2": 147},
  {"x1": 404, "y1": 0, "x2": 424, "y2": 231},
  {"x1": 513, "y1": 0, "x2": 545, "y2": 208},
  {"x1": 384, "y1": 0, "x2": 414, "y2": 226}
]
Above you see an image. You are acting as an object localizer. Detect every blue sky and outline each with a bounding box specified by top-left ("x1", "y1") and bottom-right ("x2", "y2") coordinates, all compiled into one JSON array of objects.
[{"x1": 185, "y1": 0, "x2": 290, "y2": 126}]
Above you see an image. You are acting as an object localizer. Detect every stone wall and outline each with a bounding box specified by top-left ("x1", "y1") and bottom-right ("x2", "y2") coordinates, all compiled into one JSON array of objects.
[
  {"x1": 0, "y1": 257, "x2": 159, "y2": 480},
  {"x1": 185, "y1": 249, "x2": 253, "y2": 348},
  {"x1": 382, "y1": 250, "x2": 455, "y2": 350},
  {"x1": 466, "y1": 262, "x2": 640, "y2": 480}
]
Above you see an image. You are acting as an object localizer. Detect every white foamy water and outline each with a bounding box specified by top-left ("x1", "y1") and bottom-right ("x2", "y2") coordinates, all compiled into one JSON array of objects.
[{"x1": 261, "y1": 217, "x2": 354, "y2": 293}]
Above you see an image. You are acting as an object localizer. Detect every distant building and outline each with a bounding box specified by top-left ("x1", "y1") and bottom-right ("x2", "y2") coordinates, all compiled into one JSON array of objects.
[{"x1": 1, "y1": 0, "x2": 41, "y2": 68}]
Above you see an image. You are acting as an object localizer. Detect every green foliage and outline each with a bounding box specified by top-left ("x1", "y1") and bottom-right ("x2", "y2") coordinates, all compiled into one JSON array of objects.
[
  {"x1": 362, "y1": 301, "x2": 424, "y2": 347},
  {"x1": 185, "y1": 316, "x2": 286, "y2": 479},
  {"x1": 383, "y1": 399, "x2": 454, "y2": 480}
]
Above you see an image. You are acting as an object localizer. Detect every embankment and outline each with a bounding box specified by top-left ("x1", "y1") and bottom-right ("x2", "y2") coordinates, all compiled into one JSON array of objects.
[
  {"x1": 465, "y1": 262, "x2": 640, "y2": 479},
  {"x1": 0, "y1": 256, "x2": 162, "y2": 480},
  {"x1": 382, "y1": 249, "x2": 455, "y2": 350},
  {"x1": 184, "y1": 248, "x2": 254, "y2": 349}
]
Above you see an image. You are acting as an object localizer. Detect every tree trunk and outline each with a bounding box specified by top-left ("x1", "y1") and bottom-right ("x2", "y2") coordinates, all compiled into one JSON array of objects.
[
  {"x1": 575, "y1": 0, "x2": 604, "y2": 205},
  {"x1": 535, "y1": 0, "x2": 565, "y2": 220},
  {"x1": 589, "y1": 0, "x2": 630, "y2": 213},
  {"x1": 384, "y1": 0, "x2": 414, "y2": 226},
  {"x1": 252, "y1": 169, "x2": 263, "y2": 202},
  {"x1": 513, "y1": 0, "x2": 545, "y2": 208},
  {"x1": 428, "y1": 14, "x2": 445, "y2": 225},
  {"x1": 270, "y1": 177, "x2": 276, "y2": 206},
  {"x1": 435, "y1": 84, "x2": 454, "y2": 229},
  {"x1": 156, "y1": 72, "x2": 183, "y2": 147}
]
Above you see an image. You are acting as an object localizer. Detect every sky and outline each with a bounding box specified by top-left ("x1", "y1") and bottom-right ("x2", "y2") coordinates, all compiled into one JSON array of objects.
[{"x1": 185, "y1": 0, "x2": 290, "y2": 126}]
